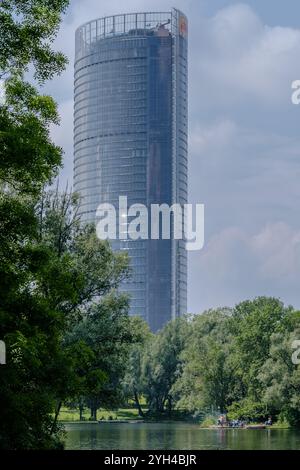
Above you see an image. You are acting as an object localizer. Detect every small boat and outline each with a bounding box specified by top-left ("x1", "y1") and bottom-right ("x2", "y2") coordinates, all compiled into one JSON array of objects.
[{"x1": 246, "y1": 424, "x2": 266, "y2": 430}]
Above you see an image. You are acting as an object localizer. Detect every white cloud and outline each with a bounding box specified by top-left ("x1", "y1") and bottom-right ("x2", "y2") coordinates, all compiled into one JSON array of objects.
[
  {"x1": 251, "y1": 222, "x2": 300, "y2": 280},
  {"x1": 189, "y1": 222, "x2": 300, "y2": 312},
  {"x1": 50, "y1": 99, "x2": 73, "y2": 189},
  {"x1": 190, "y1": 119, "x2": 237, "y2": 155},
  {"x1": 190, "y1": 3, "x2": 300, "y2": 111},
  {"x1": 189, "y1": 118, "x2": 300, "y2": 205}
]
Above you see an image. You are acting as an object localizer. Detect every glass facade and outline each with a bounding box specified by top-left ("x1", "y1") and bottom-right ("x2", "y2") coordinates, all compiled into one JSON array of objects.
[{"x1": 74, "y1": 10, "x2": 188, "y2": 331}]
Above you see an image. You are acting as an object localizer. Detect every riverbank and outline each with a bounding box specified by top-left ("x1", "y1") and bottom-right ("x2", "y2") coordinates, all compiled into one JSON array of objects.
[
  {"x1": 58, "y1": 407, "x2": 292, "y2": 430},
  {"x1": 199, "y1": 415, "x2": 291, "y2": 430}
]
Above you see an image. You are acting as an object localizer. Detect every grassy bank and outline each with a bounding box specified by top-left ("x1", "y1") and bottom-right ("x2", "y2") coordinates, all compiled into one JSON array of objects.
[
  {"x1": 58, "y1": 407, "x2": 144, "y2": 422},
  {"x1": 58, "y1": 407, "x2": 195, "y2": 423}
]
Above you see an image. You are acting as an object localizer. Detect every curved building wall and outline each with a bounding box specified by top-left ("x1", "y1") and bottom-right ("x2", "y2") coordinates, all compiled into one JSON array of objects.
[{"x1": 74, "y1": 10, "x2": 188, "y2": 331}]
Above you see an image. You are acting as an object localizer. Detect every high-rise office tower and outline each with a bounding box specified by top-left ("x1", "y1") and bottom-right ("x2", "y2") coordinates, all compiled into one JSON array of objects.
[{"x1": 74, "y1": 9, "x2": 188, "y2": 331}]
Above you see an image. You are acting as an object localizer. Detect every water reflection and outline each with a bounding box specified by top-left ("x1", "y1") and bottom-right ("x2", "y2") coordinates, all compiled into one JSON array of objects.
[{"x1": 64, "y1": 422, "x2": 300, "y2": 450}]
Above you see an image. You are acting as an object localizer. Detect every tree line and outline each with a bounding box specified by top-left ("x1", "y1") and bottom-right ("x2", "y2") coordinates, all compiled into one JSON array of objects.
[{"x1": 123, "y1": 300, "x2": 300, "y2": 427}]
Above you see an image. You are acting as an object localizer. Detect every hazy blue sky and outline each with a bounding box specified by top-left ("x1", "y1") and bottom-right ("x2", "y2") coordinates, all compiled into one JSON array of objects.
[{"x1": 47, "y1": 1, "x2": 300, "y2": 313}]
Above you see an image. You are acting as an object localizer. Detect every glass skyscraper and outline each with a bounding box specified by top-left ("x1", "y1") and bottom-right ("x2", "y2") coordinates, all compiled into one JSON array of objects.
[{"x1": 74, "y1": 9, "x2": 188, "y2": 331}]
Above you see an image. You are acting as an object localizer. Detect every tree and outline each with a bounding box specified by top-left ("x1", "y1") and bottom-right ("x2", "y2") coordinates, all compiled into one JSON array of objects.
[
  {"x1": 122, "y1": 316, "x2": 152, "y2": 417},
  {"x1": 0, "y1": 1, "x2": 133, "y2": 446},
  {"x1": 224, "y1": 298, "x2": 297, "y2": 424},
  {"x1": 0, "y1": 0, "x2": 71, "y2": 449},
  {"x1": 37, "y1": 189, "x2": 130, "y2": 319},
  {"x1": 0, "y1": 185, "x2": 132, "y2": 447},
  {"x1": 173, "y1": 309, "x2": 235, "y2": 414},
  {"x1": 258, "y1": 312, "x2": 300, "y2": 425},
  {"x1": 38, "y1": 189, "x2": 132, "y2": 423},
  {"x1": 229, "y1": 297, "x2": 291, "y2": 401},
  {"x1": 66, "y1": 293, "x2": 134, "y2": 421},
  {"x1": 0, "y1": 0, "x2": 69, "y2": 81},
  {"x1": 141, "y1": 317, "x2": 189, "y2": 414}
]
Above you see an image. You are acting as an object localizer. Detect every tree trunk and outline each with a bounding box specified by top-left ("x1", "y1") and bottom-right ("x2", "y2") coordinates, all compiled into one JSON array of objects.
[
  {"x1": 156, "y1": 396, "x2": 164, "y2": 413},
  {"x1": 167, "y1": 395, "x2": 172, "y2": 416},
  {"x1": 50, "y1": 400, "x2": 62, "y2": 435},
  {"x1": 134, "y1": 389, "x2": 145, "y2": 418},
  {"x1": 79, "y1": 402, "x2": 84, "y2": 421},
  {"x1": 90, "y1": 399, "x2": 98, "y2": 421}
]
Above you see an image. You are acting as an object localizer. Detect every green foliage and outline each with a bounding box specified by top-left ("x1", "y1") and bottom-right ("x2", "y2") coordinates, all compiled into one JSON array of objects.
[
  {"x1": 67, "y1": 291, "x2": 133, "y2": 414},
  {"x1": 38, "y1": 190, "x2": 133, "y2": 422},
  {"x1": 173, "y1": 298, "x2": 299, "y2": 425},
  {"x1": 0, "y1": 79, "x2": 62, "y2": 194},
  {"x1": 227, "y1": 399, "x2": 268, "y2": 422},
  {"x1": 0, "y1": 0, "x2": 70, "y2": 446},
  {"x1": 37, "y1": 189, "x2": 130, "y2": 316},
  {"x1": 0, "y1": 188, "x2": 133, "y2": 448},
  {"x1": 229, "y1": 297, "x2": 290, "y2": 401},
  {"x1": 124, "y1": 299, "x2": 299, "y2": 427},
  {"x1": 0, "y1": 0, "x2": 69, "y2": 81},
  {"x1": 122, "y1": 317, "x2": 153, "y2": 416},
  {"x1": 129, "y1": 317, "x2": 190, "y2": 415},
  {"x1": 258, "y1": 327, "x2": 300, "y2": 426},
  {"x1": 200, "y1": 416, "x2": 217, "y2": 428},
  {"x1": 0, "y1": 0, "x2": 135, "y2": 449},
  {"x1": 173, "y1": 309, "x2": 235, "y2": 413}
]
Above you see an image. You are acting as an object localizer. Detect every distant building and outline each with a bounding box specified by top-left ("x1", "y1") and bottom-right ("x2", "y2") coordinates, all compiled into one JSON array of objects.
[{"x1": 74, "y1": 9, "x2": 188, "y2": 331}]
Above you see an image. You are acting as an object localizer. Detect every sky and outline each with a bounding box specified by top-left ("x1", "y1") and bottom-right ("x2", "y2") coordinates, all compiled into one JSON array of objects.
[{"x1": 46, "y1": 0, "x2": 300, "y2": 313}]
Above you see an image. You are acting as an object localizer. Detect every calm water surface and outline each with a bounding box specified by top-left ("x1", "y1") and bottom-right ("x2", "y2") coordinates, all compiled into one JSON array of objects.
[{"x1": 64, "y1": 422, "x2": 300, "y2": 450}]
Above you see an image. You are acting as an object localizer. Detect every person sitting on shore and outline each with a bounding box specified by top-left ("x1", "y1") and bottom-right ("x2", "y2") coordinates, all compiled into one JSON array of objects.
[
  {"x1": 217, "y1": 415, "x2": 227, "y2": 427},
  {"x1": 265, "y1": 416, "x2": 272, "y2": 426}
]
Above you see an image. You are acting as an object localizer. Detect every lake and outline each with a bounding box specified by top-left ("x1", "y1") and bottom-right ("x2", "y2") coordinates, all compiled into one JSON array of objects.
[{"x1": 64, "y1": 422, "x2": 300, "y2": 450}]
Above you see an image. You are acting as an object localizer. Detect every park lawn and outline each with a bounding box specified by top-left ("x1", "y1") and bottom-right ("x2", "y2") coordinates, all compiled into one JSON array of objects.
[{"x1": 58, "y1": 406, "x2": 146, "y2": 422}]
